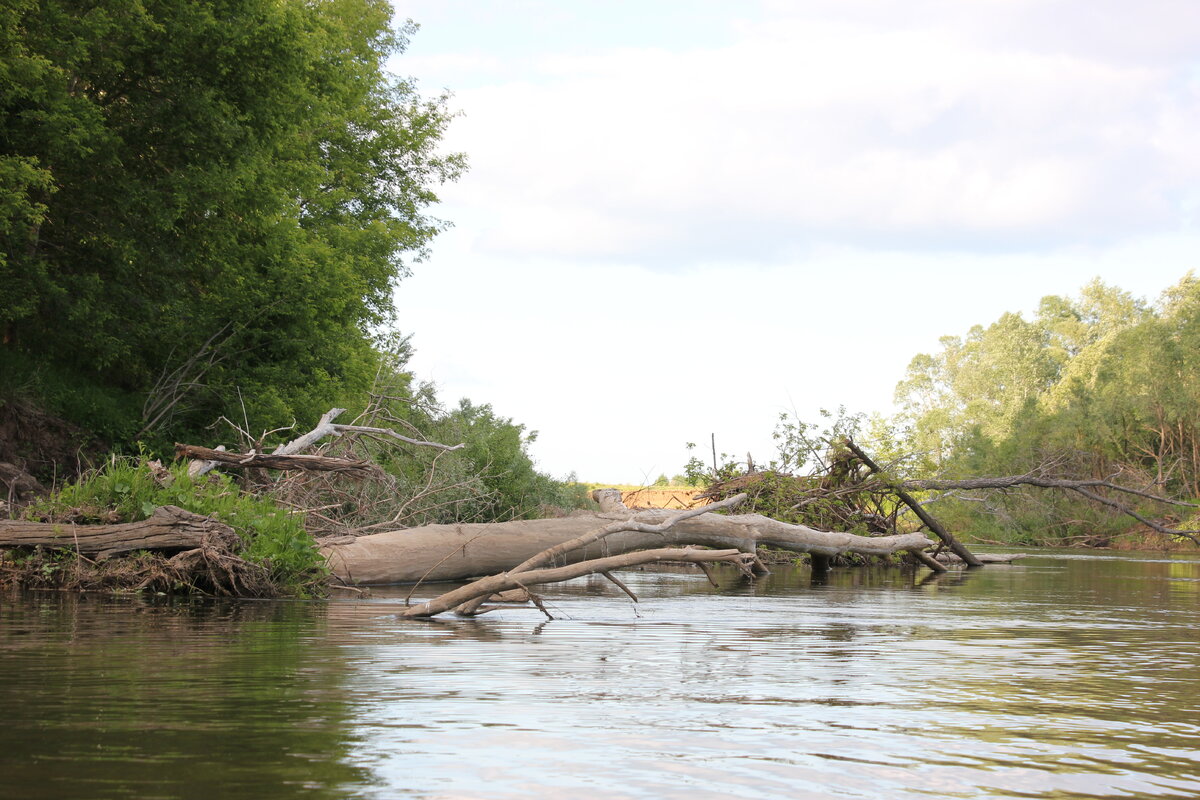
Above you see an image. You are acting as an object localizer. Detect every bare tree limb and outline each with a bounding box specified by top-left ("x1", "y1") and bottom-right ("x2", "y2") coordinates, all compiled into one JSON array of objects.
[
  {"x1": 449, "y1": 493, "x2": 751, "y2": 616},
  {"x1": 900, "y1": 475, "x2": 1200, "y2": 508},
  {"x1": 897, "y1": 475, "x2": 1200, "y2": 544},
  {"x1": 401, "y1": 547, "x2": 760, "y2": 618},
  {"x1": 271, "y1": 408, "x2": 464, "y2": 457},
  {"x1": 174, "y1": 444, "x2": 377, "y2": 475},
  {"x1": 844, "y1": 438, "x2": 984, "y2": 567}
]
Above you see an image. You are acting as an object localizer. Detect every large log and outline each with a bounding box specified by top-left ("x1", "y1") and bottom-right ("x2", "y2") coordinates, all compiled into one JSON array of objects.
[
  {"x1": 0, "y1": 505, "x2": 238, "y2": 559},
  {"x1": 321, "y1": 506, "x2": 935, "y2": 585}
]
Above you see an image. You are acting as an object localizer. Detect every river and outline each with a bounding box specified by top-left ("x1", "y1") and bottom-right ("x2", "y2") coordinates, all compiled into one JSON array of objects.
[{"x1": 1, "y1": 549, "x2": 1198, "y2": 799}]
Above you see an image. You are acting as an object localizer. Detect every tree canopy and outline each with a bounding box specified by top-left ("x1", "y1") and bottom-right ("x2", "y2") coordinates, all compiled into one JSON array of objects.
[
  {"x1": 889, "y1": 274, "x2": 1200, "y2": 542},
  {"x1": 1, "y1": 0, "x2": 463, "y2": 441}
]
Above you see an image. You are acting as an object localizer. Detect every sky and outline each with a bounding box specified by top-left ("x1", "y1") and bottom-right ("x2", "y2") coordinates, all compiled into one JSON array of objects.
[{"x1": 386, "y1": 0, "x2": 1200, "y2": 484}]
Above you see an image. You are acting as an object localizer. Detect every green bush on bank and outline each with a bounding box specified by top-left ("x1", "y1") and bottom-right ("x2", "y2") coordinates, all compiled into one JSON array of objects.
[{"x1": 25, "y1": 457, "x2": 327, "y2": 594}]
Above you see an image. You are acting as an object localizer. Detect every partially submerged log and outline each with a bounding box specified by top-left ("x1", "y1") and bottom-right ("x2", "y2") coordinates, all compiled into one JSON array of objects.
[
  {"x1": 401, "y1": 547, "x2": 763, "y2": 618},
  {"x1": 322, "y1": 500, "x2": 936, "y2": 586},
  {"x1": 0, "y1": 505, "x2": 238, "y2": 559},
  {"x1": 936, "y1": 552, "x2": 1025, "y2": 564}
]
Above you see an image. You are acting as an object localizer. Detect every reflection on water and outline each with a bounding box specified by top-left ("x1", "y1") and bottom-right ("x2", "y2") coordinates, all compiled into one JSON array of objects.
[{"x1": 2, "y1": 551, "x2": 1199, "y2": 799}]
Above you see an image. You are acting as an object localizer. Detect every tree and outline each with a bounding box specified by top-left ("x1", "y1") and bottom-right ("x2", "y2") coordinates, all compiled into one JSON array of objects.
[
  {"x1": 889, "y1": 275, "x2": 1200, "y2": 543},
  {"x1": 0, "y1": 0, "x2": 463, "y2": 442}
]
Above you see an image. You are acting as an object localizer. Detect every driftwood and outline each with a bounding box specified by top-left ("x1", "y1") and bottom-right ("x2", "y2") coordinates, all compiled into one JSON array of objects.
[
  {"x1": 175, "y1": 444, "x2": 376, "y2": 475},
  {"x1": 392, "y1": 491, "x2": 947, "y2": 618},
  {"x1": 443, "y1": 493, "x2": 768, "y2": 618},
  {"x1": 0, "y1": 505, "x2": 238, "y2": 559},
  {"x1": 323, "y1": 491, "x2": 937, "y2": 589}
]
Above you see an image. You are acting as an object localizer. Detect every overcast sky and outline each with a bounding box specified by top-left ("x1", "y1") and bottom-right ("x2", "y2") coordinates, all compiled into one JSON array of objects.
[{"x1": 387, "y1": 0, "x2": 1200, "y2": 483}]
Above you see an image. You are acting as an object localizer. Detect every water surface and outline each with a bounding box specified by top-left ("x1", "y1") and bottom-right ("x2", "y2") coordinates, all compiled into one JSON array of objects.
[{"x1": 2, "y1": 550, "x2": 1198, "y2": 798}]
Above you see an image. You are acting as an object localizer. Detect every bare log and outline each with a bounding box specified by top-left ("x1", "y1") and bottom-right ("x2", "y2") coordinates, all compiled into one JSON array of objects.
[
  {"x1": 175, "y1": 444, "x2": 376, "y2": 474},
  {"x1": 843, "y1": 438, "x2": 985, "y2": 567},
  {"x1": 321, "y1": 507, "x2": 936, "y2": 585},
  {"x1": 0, "y1": 505, "x2": 238, "y2": 559}
]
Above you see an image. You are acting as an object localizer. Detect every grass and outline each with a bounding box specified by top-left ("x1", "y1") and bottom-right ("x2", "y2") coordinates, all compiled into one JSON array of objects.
[{"x1": 22, "y1": 456, "x2": 328, "y2": 595}]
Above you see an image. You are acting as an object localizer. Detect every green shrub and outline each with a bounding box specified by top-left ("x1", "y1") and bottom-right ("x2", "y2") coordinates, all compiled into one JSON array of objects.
[{"x1": 26, "y1": 456, "x2": 326, "y2": 594}]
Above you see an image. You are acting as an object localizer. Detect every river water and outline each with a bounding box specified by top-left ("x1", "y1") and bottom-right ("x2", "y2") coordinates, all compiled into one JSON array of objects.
[{"x1": 1, "y1": 550, "x2": 1198, "y2": 799}]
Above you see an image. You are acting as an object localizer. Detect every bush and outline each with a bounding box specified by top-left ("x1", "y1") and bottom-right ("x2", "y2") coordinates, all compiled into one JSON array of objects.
[{"x1": 25, "y1": 456, "x2": 327, "y2": 594}]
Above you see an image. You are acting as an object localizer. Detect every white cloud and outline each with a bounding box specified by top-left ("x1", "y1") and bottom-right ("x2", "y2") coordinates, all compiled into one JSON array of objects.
[
  {"x1": 425, "y1": 4, "x2": 1197, "y2": 263},
  {"x1": 390, "y1": 1, "x2": 1200, "y2": 482}
]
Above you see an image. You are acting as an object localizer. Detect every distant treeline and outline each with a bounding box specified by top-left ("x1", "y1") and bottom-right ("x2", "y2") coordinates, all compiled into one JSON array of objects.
[{"x1": 888, "y1": 275, "x2": 1200, "y2": 542}]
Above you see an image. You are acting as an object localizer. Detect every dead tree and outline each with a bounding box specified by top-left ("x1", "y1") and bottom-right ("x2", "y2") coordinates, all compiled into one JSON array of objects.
[{"x1": 323, "y1": 489, "x2": 942, "y2": 594}]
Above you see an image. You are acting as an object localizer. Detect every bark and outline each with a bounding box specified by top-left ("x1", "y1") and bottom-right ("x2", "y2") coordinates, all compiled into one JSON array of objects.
[
  {"x1": 321, "y1": 506, "x2": 935, "y2": 585},
  {"x1": 448, "y1": 492, "x2": 758, "y2": 617},
  {"x1": 0, "y1": 505, "x2": 238, "y2": 559}
]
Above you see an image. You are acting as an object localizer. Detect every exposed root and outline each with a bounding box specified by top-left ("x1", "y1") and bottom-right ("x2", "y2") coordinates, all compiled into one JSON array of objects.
[{"x1": 0, "y1": 538, "x2": 280, "y2": 597}]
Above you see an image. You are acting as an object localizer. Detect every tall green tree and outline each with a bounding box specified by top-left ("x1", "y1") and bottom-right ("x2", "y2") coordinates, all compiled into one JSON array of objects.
[{"x1": 1, "y1": 0, "x2": 462, "y2": 440}]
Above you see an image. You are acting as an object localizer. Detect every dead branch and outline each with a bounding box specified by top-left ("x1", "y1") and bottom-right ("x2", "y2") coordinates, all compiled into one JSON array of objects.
[
  {"x1": 899, "y1": 475, "x2": 1200, "y2": 507},
  {"x1": 844, "y1": 438, "x2": 985, "y2": 567},
  {"x1": 401, "y1": 547, "x2": 760, "y2": 618},
  {"x1": 137, "y1": 323, "x2": 235, "y2": 439},
  {"x1": 897, "y1": 475, "x2": 1200, "y2": 544},
  {"x1": 449, "y1": 492, "x2": 750, "y2": 617},
  {"x1": 272, "y1": 407, "x2": 464, "y2": 456},
  {"x1": 174, "y1": 444, "x2": 377, "y2": 475}
]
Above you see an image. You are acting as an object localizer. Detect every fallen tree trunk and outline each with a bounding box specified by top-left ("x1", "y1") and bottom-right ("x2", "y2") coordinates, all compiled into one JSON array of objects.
[
  {"x1": 321, "y1": 504, "x2": 936, "y2": 585},
  {"x1": 0, "y1": 505, "x2": 238, "y2": 559}
]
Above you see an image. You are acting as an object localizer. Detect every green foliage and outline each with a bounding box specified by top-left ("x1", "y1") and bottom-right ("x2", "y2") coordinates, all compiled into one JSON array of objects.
[
  {"x1": 436, "y1": 399, "x2": 589, "y2": 520},
  {"x1": 26, "y1": 456, "x2": 326, "y2": 592},
  {"x1": 0, "y1": 0, "x2": 462, "y2": 446},
  {"x1": 276, "y1": 350, "x2": 596, "y2": 530},
  {"x1": 892, "y1": 273, "x2": 1200, "y2": 544}
]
